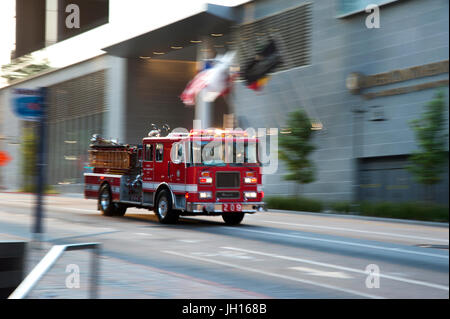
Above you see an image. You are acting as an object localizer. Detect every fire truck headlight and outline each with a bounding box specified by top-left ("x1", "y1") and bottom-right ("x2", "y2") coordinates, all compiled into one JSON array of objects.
[
  {"x1": 199, "y1": 192, "x2": 213, "y2": 199},
  {"x1": 244, "y1": 177, "x2": 257, "y2": 184},
  {"x1": 244, "y1": 192, "x2": 257, "y2": 199},
  {"x1": 199, "y1": 171, "x2": 212, "y2": 184},
  {"x1": 199, "y1": 177, "x2": 212, "y2": 184}
]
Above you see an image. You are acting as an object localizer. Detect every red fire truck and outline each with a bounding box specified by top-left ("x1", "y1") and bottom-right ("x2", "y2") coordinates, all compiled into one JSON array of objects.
[{"x1": 84, "y1": 129, "x2": 264, "y2": 225}]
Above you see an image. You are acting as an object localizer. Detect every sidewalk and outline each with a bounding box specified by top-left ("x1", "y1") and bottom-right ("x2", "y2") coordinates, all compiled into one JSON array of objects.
[
  {"x1": 269, "y1": 209, "x2": 449, "y2": 228},
  {"x1": 22, "y1": 242, "x2": 266, "y2": 299}
]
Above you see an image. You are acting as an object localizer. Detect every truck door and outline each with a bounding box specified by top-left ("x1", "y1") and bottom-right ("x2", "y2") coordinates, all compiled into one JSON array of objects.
[
  {"x1": 153, "y1": 143, "x2": 166, "y2": 183},
  {"x1": 169, "y1": 141, "x2": 186, "y2": 188},
  {"x1": 142, "y1": 143, "x2": 154, "y2": 204}
]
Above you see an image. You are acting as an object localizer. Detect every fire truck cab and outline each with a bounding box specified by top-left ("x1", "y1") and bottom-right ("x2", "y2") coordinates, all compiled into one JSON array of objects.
[{"x1": 84, "y1": 129, "x2": 264, "y2": 225}]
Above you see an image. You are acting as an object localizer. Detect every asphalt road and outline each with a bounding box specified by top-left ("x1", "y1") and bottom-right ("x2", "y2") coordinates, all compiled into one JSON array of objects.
[{"x1": 0, "y1": 193, "x2": 448, "y2": 299}]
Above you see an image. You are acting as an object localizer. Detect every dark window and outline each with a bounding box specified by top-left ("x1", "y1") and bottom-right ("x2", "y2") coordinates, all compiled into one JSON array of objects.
[
  {"x1": 155, "y1": 144, "x2": 164, "y2": 162},
  {"x1": 233, "y1": 3, "x2": 312, "y2": 74},
  {"x1": 145, "y1": 144, "x2": 153, "y2": 161}
]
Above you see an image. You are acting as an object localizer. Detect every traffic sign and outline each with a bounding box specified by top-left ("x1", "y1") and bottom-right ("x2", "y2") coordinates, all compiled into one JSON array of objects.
[
  {"x1": 0, "y1": 151, "x2": 12, "y2": 166},
  {"x1": 12, "y1": 88, "x2": 45, "y2": 121}
]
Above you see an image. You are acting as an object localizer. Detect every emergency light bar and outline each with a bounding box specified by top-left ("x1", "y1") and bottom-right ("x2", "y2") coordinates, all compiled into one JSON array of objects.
[{"x1": 188, "y1": 129, "x2": 248, "y2": 137}]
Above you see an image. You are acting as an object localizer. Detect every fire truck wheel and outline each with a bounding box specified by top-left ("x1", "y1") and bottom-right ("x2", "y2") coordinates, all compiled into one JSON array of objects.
[
  {"x1": 222, "y1": 212, "x2": 245, "y2": 225},
  {"x1": 155, "y1": 190, "x2": 179, "y2": 224},
  {"x1": 99, "y1": 184, "x2": 115, "y2": 216}
]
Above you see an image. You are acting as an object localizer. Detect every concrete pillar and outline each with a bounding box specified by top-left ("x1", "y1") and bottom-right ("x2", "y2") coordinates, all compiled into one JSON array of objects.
[
  {"x1": 105, "y1": 56, "x2": 127, "y2": 143},
  {"x1": 45, "y1": 0, "x2": 58, "y2": 47},
  {"x1": 195, "y1": 37, "x2": 214, "y2": 129}
]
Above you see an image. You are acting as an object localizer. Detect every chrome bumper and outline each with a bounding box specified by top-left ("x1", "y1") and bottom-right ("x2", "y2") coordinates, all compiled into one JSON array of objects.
[{"x1": 186, "y1": 202, "x2": 265, "y2": 213}]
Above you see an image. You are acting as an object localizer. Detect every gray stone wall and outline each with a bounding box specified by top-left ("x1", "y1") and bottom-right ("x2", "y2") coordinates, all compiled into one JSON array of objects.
[{"x1": 233, "y1": 0, "x2": 449, "y2": 202}]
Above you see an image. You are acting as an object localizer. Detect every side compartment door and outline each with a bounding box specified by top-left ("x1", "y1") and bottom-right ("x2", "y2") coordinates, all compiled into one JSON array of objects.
[{"x1": 142, "y1": 143, "x2": 154, "y2": 205}]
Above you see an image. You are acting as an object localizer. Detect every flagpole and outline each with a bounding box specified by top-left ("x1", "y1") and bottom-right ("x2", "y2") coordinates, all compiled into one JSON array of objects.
[{"x1": 195, "y1": 37, "x2": 213, "y2": 129}]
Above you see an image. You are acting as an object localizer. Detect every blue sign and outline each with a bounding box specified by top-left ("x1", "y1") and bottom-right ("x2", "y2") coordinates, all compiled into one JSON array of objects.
[{"x1": 12, "y1": 88, "x2": 45, "y2": 121}]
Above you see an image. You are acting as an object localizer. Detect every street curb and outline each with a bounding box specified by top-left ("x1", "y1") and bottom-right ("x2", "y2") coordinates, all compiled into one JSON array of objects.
[{"x1": 267, "y1": 209, "x2": 449, "y2": 228}]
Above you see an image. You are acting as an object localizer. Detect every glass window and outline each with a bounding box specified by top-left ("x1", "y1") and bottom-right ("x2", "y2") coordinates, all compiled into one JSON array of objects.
[
  {"x1": 145, "y1": 144, "x2": 153, "y2": 161},
  {"x1": 190, "y1": 140, "x2": 259, "y2": 166},
  {"x1": 337, "y1": 0, "x2": 398, "y2": 18},
  {"x1": 155, "y1": 144, "x2": 164, "y2": 162}
]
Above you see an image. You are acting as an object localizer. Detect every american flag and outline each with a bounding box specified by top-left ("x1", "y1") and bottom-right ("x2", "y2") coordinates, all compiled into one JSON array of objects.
[{"x1": 180, "y1": 51, "x2": 236, "y2": 106}]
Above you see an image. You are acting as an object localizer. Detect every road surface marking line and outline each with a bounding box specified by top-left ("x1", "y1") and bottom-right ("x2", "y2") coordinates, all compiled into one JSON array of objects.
[
  {"x1": 260, "y1": 220, "x2": 449, "y2": 243},
  {"x1": 223, "y1": 227, "x2": 448, "y2": 259},
  {"x1": 1, "y1": 202, "x2": 96, "y2": 214},
  {"x1": 52, "y1": 207, "x2": 97, "y2": 213},
  {"x1": 222, "y1": 247, "x2": 449, "y2": 291},
  {"x1": 290, "y1": 266, "x2": 353, "y2": 279},
  {"x1": 162, "y1": 250, "x2": 384, "y2": 299}
]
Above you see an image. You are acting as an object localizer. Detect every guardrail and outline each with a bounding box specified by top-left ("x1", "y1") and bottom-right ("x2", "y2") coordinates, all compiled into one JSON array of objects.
[{"x1": 8, "y1": 243, "x2": 100, "y2": 299}]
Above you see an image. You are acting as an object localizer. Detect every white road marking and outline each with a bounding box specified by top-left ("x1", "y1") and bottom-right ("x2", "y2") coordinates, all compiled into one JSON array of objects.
[
  {"x1": 50, "y1": 207, "x2": 97, "y2": 213},
  {"x1": 224, "y1": 227, "x2": 449, "y2": 259},
  {"x1": 162, "y1": 250, "x2": 384, "y2": 299},
  {"x1": 1, "y1": 201, "x2": 97, "y2": 214},
  {"x1": 260, "y1": 220, "x2": 449, "y2": 244},
  {"x1": 135, "y1": 232, "x2": 152, "y2": 236},
  {"x1": 177, "y1": 239, "x2": 203, "y2": 243},
  {"x1": 222, "y1": 247, "x2": 449, "y2": 291},
  {"x1": 290, "y1": 266, "x2": 353, "y2": 279},
  {"x1": 191, "y1": 251, "x2": 263, "y2": 261}
]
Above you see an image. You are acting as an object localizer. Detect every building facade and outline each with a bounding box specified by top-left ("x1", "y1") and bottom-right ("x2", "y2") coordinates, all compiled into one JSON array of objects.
[{"x1": 0, "y1": 0, "x2": 448, "y2": 203}]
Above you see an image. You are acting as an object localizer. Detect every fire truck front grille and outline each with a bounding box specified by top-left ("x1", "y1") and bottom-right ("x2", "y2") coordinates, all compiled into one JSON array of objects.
[
  {"x1": 216, "y1": 191, "x2": 240, "y2": 199},
  {"x1": 216, "y1": 172, "x2": 240, "y2": 188}
]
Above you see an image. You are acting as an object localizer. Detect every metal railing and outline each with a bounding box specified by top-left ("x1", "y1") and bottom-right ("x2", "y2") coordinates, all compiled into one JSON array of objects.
[{"x1": 8, "y1": 243, "x2": 100, "y2": 299}]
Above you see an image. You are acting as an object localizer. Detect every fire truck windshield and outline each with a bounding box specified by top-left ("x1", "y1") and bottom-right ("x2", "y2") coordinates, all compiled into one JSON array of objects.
[{"x1": 189, "y1": 140, "x2": 259, "y2": 166}]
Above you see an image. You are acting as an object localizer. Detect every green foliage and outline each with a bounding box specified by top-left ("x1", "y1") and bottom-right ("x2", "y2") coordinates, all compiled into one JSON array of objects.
[
  {"x1": 21, "y1": 127, "x2": 37, "y2": 189},
  {"x1": 279, "y1": 110, "x2": 316, "y2": 187},
  {"x1": 358, "y1": 201, "x2": 448, "y2": 222},
  {"x1": 1, "y1": 55, "x2": 50, "y2": 82},
  {"x1": 19, "y1": 184, "x2": 60, "y2": 195},
  {"x1": 329, "y1": 201, "x2": 353, "y2": 213},
  {"x1": 408, "y1": 89, "x2": 448, "y2": 186},
  {"x1": 265, "y1": 196, "x2": 448, "y2": 222},
  {"x1": 265, "y1": 196, "x2": 323, "y2": 212},
  {"x1": 19, "y1": 126, "x2": 58, "y2": 194}
]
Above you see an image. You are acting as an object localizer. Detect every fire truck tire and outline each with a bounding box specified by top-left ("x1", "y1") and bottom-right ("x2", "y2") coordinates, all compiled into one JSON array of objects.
[
  {"x1": 99, "y1": 184, "x2": 115, "y2": 216},
  {"x1": 155, "y1": 190, "x2": 179, "y2": 224},
  {"x1": 222, "y1": 212, "x2": 245, "y2": 225},
  {"x1": 113, "y1": 204, "x2": 127, "y2": 217}
]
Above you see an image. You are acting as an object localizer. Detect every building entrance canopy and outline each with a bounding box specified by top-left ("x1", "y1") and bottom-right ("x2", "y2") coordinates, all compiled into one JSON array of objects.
[{"x1": 102, "y1": 4, "x2": 237, "y2": 61}]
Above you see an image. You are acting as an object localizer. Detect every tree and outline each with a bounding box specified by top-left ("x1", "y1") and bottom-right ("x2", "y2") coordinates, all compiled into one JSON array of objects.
[
  {"x1": 21, "y1": 126, "x2": 37, "y2": 192},
  {"x1": 408, "y1": 89, "x2": 448, "y2": 201},
  {"x1": 1, "y1": 55, "x2": 50, "y2": 83},
  {"x1": 279, "y1": 110, "x2": 316, "y2": 194}
]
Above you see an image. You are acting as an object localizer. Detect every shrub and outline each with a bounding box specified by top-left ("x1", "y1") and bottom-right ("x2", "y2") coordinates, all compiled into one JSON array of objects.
[
  {"x1": 265, "y1": 196, "x2": 323, "y2": 212},
  {"x1": 264, "y1": 196, "x2": 448, "y2": 222},
  {"x1": 329, "y1": 201, "x2": 353, "y2": 213},
  {"x1": 357, "y1": 201, "x2": 449, "y2": 222}
]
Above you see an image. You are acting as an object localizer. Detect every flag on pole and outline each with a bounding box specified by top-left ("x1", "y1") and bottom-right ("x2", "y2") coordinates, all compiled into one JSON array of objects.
[
  {"x1": 180, "y1": 51, "x2": 237, "y2": 106},
  {"x1": 243, "y1": 39, "x2": 282, "y2": 91}
]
